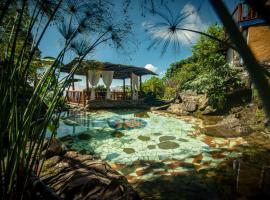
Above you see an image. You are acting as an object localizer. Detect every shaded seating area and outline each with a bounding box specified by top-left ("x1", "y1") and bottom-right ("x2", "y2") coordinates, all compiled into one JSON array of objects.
[{"x1": 61, "y1": 59, "x2": 157, "y2": 107}]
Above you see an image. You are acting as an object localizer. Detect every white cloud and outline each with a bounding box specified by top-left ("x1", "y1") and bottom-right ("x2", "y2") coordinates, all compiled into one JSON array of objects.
[
  {"x1": 144, "y1": 64, "x2": 157, "y2": 72},
  {"x1": 180, "y1": 3, "x2": 208, "y2": 31}
]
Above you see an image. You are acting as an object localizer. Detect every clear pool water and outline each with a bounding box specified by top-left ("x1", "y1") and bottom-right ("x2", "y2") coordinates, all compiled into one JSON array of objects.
[
  {"x1": 61, "y1": 110, "x2": 206, "y2": 161},
  {"x1": 56, "y1": 110, "x2": 245, "y2": 181}
]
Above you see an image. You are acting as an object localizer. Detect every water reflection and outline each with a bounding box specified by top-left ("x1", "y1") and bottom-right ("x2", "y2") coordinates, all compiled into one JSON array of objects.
[
  {"x1": 130, "y1": 158, "x2": 270, "y2": 199},
  {"x1": 233, "y1": 159, "x2": 270, "y2": 199},
  {"x1": 108, "y1": 118, "x2": 147, "y2": 130}
]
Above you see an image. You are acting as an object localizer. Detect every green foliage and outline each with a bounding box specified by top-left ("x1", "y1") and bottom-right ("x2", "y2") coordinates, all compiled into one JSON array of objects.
[
  {"x1": 164, "y1": 57, "x2": 195, "y2": 80},
  {"x1": 0, "y1": 1, "x2": 131, "y2": 199},
  {"x1": 252, "y1": 87, "x2": 263, "y2": 107},
  {"x1": 95, "y1": 85, "x2": 106, "y2": 92},
  {"x1": 0, "y1": 3, "x2": 42, "y2": 84},
  {"x1": 164, "y1": 24, "x2": 243, "y2": 109},
  {"x1": 163, "y1": 87, "x2": 176, "y2": 100},
  {"x1": 142, "y1": 76, "x2": 165, "y2": 99}
]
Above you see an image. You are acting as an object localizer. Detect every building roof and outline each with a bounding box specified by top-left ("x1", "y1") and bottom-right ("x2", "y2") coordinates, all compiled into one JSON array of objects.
[
  {"x1": 232, "y1": 3, "x2": 267, "y2": 28},
  {"x1": 61, "y1": 58, "x2": 157, "y2": 79}
]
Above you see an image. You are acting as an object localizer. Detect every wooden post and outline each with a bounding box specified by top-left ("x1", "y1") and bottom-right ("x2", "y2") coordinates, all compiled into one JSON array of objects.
[
  {"x1": 239, "y1": 4, "x2": 243, "y2": 22},
  {"x1": 72, "y1": 74, "x2": 75, "y2": 90},
  {"x1": 130, "y1": 74, "x2": 133, "y2": 99},
  {"x1": 86, "y1": 73, "x2": 89, "y2": 104},
  {"x1": 139, "y1": 75, "x2": 142, "y2": 91},
  {"x1": 66, "y1": 88, "x2": 70, "y2": 103},
  {"x1": 123, "y1": 78, "x2": 125, "y2": 99},
  {"x1": 82, "y1": 91, "x2": 86, "y2": 107},
  {"x1": 139, "y1": 75, "x2": 142, "y2": 99},
  {"x1": 78, "y1": 91, "x2": 81, "y2": 105},
  {"x1": 86, "y1": 73, "x2": 89, "y2": 92},
  {"x1": 72, "y1": 74, "x2": 75, "y2": 101},
  {"x1": 73, "y1": 125, "x2": 75, "y2": 135}
]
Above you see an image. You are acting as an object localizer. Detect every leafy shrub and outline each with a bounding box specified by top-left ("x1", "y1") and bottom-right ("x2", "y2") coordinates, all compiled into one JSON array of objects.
[
  {"x1": 142, "y1": 76, "x2": 165, "y2": 99},
  {"x1": 164, "y1": 24, "x2": 244, "y2": 109}
]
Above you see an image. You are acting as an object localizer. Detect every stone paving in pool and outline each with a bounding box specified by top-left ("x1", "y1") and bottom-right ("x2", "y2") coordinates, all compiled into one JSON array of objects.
[{"x1": 56, "y1": 110, "x2": 247, "y2": 184}]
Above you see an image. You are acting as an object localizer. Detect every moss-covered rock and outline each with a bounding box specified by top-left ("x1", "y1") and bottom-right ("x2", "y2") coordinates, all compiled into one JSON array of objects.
[
  {"x1": 44, "y1": 138, "x2": 66, "y2": 159},
  {"x1": 134, "y1": 111, "x2": 150, "y2": 118},
  {"x1": 147, "y1": 145, "x2": 156, "y2": 150},
  {"x1": 138, "y1": 135, "x2": 151, "y2": 141},
  {"x1": 158, "y1": 141, "x2": 180, "y2": 149},
  {"x1": 62, "y1": 119, "x2": 80, "y2": 126},
  {"x1": 111, "y1": 131, "x2": 125, "y2": 138},
  {"x1": 59, "y1": 135, "x2": 73, "y2": 142},
  {"x1": 178, "y1": 138, "x2": 189, "y2": 142},
  {"x1": 159, "y1": 136, "x2": 176, "y2": 142},
  {"x1": 77, "y1": 133, "x2": 91, "y2": 140},
  {"x1": 120, "y1": 164, "x2": 137, "y2": 175},
  {"x1": 200, "y1": 114, "x2": 253, "y2": 138},
  {"x1": 123, "y1": 148, "x2": 136, "y2": 154}
]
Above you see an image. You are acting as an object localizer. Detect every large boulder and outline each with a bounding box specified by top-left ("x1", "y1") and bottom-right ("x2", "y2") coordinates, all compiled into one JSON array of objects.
[
  {"x1": 183, "y1": 101, "x2": 198, "y2": 112},
  {"x1": 77, "y1": 132, "x2": 92, "y2": 140},
  {"x1": 180, "y1": 90, "x2": 198, "y2": 97},
  {"x1": 44, "y1": 138, "x2": 66, "y2": 159},
  {"x1": 202, "y1": 106, "x2": 217, "y2": 115},
  {"x1": 167, "y1": 103, "x2": 189, "y2": 115},
  {"x1": 198, "y1": 94, "x2": 209, "y2": 111},
  {"x1": 41, "y1": 151, "x2": 140, "y2": 200},
  {"x1": 200, "y1": 114, "x2": 253, "y2": 137},
  {"x1": 167, "y1": 90, "x2": 209, "y2": 115}
]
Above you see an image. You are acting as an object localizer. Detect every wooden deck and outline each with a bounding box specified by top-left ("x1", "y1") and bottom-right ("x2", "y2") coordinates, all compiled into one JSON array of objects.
[
  {"x1": 66, "y1": 90, "x2": 145, "y2": 108},
  {"x1": 86, "y1": 99, "x2": 149, "y2": 109}
]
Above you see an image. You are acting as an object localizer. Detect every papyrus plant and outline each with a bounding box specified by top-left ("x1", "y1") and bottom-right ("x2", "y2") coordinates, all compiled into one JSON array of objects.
[{"x1": 0, "y1": 0, "x2": 130, "y2": 199}]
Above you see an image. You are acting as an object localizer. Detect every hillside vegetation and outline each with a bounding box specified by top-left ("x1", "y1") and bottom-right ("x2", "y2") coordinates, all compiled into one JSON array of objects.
[{"x1": 143, "y1": 25, "x2": 244, "y2": 110}]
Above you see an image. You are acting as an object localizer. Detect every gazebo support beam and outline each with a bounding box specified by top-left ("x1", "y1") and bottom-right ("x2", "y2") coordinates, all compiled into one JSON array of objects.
[
  {"x1": 72, "y1": 74, "x2": 75, "y2": 102},
  {"x1": 84, "y1": 73, "x2": 89, "y2": 106},
  {"x1": 123, "y1": 78, "x2": 125, "y2": 99},
  {"x1": 130, "y1": 75, "x2": 133, "y2": 99},
  {"x1": 86, "y1": 73, "x2": 89, "y2": 92},
  {"x1": 139, "y1": 75, "x2": 142, "y2": 99},
  {"x1": 139, "y1": 75, "x2": 142, "y2": 91},
  {"x1": 72, "y1": 74, "x2": 75, "y2": 90}
]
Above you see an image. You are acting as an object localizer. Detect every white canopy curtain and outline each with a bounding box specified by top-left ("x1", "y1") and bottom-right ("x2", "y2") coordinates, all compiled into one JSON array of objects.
[
  {"x1": 131, "y1": 73, "x2": 139, "y2": 100},
  {"x1": 88, "y1": 70, "x2": 101, "y2": 100},
  {"x1": 102, "y1": 71, "x2": 114, "y2": 99}
]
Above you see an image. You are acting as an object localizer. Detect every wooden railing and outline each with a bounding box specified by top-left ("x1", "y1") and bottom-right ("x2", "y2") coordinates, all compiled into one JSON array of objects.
[
  {"x1": 66, "y1": 90, "x2": 87, "y2": 106},
  {"x1": 66, "y1": 90, "x2": 144, "y2": 106},
  {"x1": 233, "y1": 3, "x2": 261, "y2": 23}
]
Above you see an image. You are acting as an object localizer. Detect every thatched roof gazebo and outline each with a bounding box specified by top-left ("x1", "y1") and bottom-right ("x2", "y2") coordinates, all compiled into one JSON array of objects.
[{"x1": 62, "y1": 59, "x2": 157, "y2": 108}]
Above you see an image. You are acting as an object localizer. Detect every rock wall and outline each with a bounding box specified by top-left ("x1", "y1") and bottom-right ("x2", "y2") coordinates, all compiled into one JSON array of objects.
[
  {"x1": 41, "y1": 140, "x2": 140, "y2": 200},
  {"x1": 165, "y1": 88, "x2": 253, "y2": 116}
]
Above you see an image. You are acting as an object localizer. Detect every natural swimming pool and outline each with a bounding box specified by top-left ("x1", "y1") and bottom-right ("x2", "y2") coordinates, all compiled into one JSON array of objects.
[
  {"x1": 56, "y1": 110, "x2": 243, "y2": 177},
  {"x1": 53, "y1": 109, "x2": 270, "y2": 199}
]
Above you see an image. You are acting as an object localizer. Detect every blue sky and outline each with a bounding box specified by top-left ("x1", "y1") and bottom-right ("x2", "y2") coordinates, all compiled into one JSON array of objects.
[{"x1": 38, "y1": 0, "x2": 238, "y2": 89}]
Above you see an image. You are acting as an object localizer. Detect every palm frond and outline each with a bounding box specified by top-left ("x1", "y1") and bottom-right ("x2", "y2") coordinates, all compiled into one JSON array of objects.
[{"x1": 144, "y1": 4, "x2": 234, "y2": 56}]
